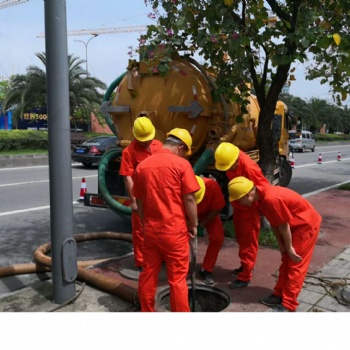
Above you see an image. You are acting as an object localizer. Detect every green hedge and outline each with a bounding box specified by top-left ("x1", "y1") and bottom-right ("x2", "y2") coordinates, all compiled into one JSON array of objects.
[
  {"x1": 0, "y1": 130, "x2": 106, "y2": 152},
  {"x1": 314, "y1": 133, "x2": 350, "y2": 142},
  {"x1": 0, "y1": 130, "x2": 49, "y2": 151}
]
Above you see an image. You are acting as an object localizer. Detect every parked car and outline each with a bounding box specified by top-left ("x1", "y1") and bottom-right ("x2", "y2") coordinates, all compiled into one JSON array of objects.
[
  {"x1": 289, "y1": 130, "x2": 315, "y2": 153},
  {"x1": 72, "y1": 135, "x2": 119, "y2": 167}
]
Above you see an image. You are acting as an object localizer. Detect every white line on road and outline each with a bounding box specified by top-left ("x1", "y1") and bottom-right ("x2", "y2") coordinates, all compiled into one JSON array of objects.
[
  {"x1": 0, "y1": 175, "x2": 97, "y2": 188},
  {"x1": 0, "y1": 165, "x2": 49, "y2": 171},
  {"x1": 303, "y1": 180, "x2": 350, "y2": 198},
  {"x1": 294, "y1": 158, "x2": 350, "y2": 168},
  {"x1": 0, "y1": 201, "x2": 80, "y2": 217},
  {"x1": 0, "y1": 163, "x2": 92, "y2": 171}
]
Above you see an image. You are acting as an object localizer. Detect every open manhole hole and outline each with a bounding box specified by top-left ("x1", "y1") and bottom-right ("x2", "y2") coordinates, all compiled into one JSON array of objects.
[
  {"x1": 156, "y1": 284, "x2": 231, "y2": 312},
  {"x1": 118, "y1": 256, "x2": 168, "y2": 281}
]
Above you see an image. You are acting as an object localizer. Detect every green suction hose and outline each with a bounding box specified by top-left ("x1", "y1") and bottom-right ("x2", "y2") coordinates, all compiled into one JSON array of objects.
[
  {"x1": 98, "y1": 148, "x2": 131, "y2": 220},
  {"x1": 101, "y1": 72, "x2": 127, "y2": 136}
]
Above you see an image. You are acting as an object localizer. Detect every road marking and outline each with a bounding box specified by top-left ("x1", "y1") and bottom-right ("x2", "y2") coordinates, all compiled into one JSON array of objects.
[
  {"x1": 0, "y1": 175, "x2": 97, "y2": 188},
  {"x1": 0, "y1": 165, "x2": 49, "y2": 171},
  {"x1": 294, "y1": 158, "x2": 350, "y2": 168},
  {"x1": 0, "y1": 201, "x2": 80, "y2": 217},
  {"x1": 303, "y1": 180, "x2": 350, "y2": 198},
  {"x1": 316, "y1": 144, "x2": 350, "y2": 149},
  {"x1": 0, "y1": 163, "x2": 94, "y2": 171}
]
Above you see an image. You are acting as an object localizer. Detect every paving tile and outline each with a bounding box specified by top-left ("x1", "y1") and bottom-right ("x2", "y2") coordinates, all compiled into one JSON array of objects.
[
  {"x1": 341, "y1": 247, "x2": 350, "y2": 255},
  {"x1": 303, "y1": 281, "x2": 328, "y2": 294},
  {"x1": 309, "y1": 305, "x2": 334, "y2": 312},
  {"x1": 296, "y1": 301, "x2": 314, "y2": 312},
  {"x1": 328, "y1": 259, "x2": 350, "y2": 269},
  {"x1": 336, "y1": 251, "x2": 350, "y2": 261},
  {"x1": 319, "y1": 266, "x2": 350, "y2": 277},
  {"x1": 317, "y1": 295, "x2": 350, "y2": 312},
  {"x1": 298, "y1": 289, "x2": 324, "y2": 305}
]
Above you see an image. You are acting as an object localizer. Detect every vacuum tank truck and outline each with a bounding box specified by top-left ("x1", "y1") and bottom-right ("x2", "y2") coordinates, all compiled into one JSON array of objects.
[{"x1": 84, "y1": 50, "x2": 292, "y2": 219}]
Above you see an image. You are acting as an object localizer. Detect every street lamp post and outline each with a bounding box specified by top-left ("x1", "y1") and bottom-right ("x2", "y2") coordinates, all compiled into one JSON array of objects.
[{"x1": 74, "y1": 34, "x2": 99, "y2": 75}]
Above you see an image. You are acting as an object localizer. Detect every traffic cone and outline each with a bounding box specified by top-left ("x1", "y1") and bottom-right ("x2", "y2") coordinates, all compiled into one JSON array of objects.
[
  {"x1": 290, "y1": 155, "x2": 295, "y2": 168},
  {"x1": 79, "y1": 177, "x2": 87, "y2": 201},
  {"x1": 337, "y1": 151, "x2": 341, "y2": 161},
  {"x1": 317, "y1": 153, "x2": 322, "y2": 164}
]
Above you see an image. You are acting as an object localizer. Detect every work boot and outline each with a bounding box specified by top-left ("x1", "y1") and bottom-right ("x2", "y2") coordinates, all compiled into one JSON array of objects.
[
  {"x1": 198, "y1": 268, "x2": 214, "y2": 285},
  {"x1": 229, "y1": 279, "x2": 251, "y2": 289},
  {"x1": 260, "y1": 294, "x2": 282, "y2": 306},
  {"x1": 270, "y1": 304, "x2": 289, "y2": 312}
]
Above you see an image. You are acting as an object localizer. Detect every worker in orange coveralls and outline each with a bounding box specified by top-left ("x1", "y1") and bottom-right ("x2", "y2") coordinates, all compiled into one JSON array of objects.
[
  {"x1": 228, "y1": 176, "x2": 322, "y2": 312},
  {"x1": 119, "y1": 116, "x2": 163, "y2": 271},
  {"x1": 133, "y1": 128, "x2": 199, "y2": 312},
  {"x1": 195, "y1": 176, "x2": 225, "y2": 285},
  {"x1": 215, "y1": 142, "x2": 271, "y2": 288}
]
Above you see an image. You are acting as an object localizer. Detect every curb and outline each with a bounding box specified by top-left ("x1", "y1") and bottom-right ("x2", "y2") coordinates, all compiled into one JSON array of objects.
[{"x1": 0, "y1": 155, "x2": 49, "y2": 168}]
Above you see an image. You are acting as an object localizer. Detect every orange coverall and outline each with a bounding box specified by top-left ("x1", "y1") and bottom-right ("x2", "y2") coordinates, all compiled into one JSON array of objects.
[
  {"x1": 197, "y1": 177, "x2": 225, "y2": 272},
  {"x1": 119, "y1": 139, "x2": 163, "y2": 268},
  {"x1": 257, "y1": 185, "x2": 321, "y2": 311},
  {"x1": 227, "y1": 150, "x2": 270, "y2": 282},
  {"x1": 133, "y1": 148, "x2": 200, "y2": 312}
]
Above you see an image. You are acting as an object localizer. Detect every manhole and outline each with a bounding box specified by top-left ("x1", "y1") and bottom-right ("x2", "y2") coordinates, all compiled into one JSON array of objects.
[
  {"x1": 156, "y1": 284, "x2": 231, "y2": 312},
  {"x1": 118, "y1": 256, "x2": 168, "y2": 281}
]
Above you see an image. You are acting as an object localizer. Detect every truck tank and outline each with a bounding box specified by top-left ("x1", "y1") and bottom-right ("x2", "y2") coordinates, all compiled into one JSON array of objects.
[{"x1": 89, "y1": 54, "x2": 292, "y2": 219}]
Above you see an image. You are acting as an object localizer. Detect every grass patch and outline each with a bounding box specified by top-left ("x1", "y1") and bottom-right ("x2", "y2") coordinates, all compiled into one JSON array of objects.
[
  {"x1": 223, "y1": 220, "x2": 279, "y2": 249},
  {"x1": 337, "y1": 182, "x2": 350, "y2": 191},
  {"x1": 0, "y1": 149, "x2": 48, "y2": 156}
]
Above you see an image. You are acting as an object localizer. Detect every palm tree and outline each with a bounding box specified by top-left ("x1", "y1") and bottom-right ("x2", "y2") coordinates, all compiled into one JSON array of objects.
[{"x1": 2, "y1": 52, "x2": 106, "y2": 129}]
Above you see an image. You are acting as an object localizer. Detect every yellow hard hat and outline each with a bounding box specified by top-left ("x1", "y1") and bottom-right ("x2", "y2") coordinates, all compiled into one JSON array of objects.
[
  {"x1": 194, "y1": 176, "x2": 206, "y2": 204},
  {"x1": 228, "y1": 176, "x2": 254, "y2": 202},
  {"x1": 166, "y1": 128, "x2": 192, "y2": 155},
  {"x1": 133, "y1": 117, "x2": 155, "y2": 142},
  {"x1": 215, "y1": 142, "x2": 239, "y2": 171}
]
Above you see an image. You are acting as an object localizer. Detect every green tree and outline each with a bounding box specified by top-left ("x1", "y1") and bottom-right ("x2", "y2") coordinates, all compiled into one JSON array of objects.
[
  {"x1": 2, "y1": 52, "x2": 106, "y2": 129},
  {"x1": 141, "y1": 0, "x2": 348, "y2": 178},
  {"x1": 0, "y1": 80, "x2": 9, "y2": 102}
]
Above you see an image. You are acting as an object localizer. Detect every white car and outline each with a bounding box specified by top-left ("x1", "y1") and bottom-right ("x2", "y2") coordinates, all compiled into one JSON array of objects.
[{"x1": 289, "y1": 130, "x2": 315, "y2": 152}]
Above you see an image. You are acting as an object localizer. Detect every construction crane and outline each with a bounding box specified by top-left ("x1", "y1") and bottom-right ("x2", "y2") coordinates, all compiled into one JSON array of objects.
[
  {"x1": 0, "y1": 0, "x2": 28, "y2": 10},
  {"x1": 37, "y1": 25, "x2": 148, "y2": 38}
]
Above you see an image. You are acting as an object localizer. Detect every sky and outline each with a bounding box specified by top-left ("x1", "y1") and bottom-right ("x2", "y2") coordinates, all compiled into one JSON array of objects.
[{"x1": 0, "y1": 0, "x2": 334, "y2": 101}]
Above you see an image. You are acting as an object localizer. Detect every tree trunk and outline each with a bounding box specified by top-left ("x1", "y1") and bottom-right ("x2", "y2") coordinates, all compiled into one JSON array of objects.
[
  {"x1": 257, "y1": 101, "x2": 278, "y2": 183},
  {"x1": 256, "y1": 61, "x2": 292, "y2": 183}
]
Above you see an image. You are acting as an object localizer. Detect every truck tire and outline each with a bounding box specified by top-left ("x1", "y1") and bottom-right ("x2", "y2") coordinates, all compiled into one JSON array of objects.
[{"x1": 279, "y1": 158, "x2": 292, "y2": 187}]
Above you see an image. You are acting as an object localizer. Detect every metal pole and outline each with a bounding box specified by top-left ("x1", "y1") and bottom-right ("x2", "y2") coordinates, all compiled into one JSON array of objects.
[
  {"x1": 75, "y1": 34, "x2": 98, "y2": 75},
  {"x1": 44, "y1": 0, "x2": 77, "y2": 304}
]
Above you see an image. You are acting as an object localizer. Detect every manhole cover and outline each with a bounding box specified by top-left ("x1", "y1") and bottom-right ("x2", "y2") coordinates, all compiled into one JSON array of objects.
[
  {"x1": 118, "y1": 256, "x2": 168, "y2": 281},
  {"x1": 156, "y1": 284, "x2": 231, "y2": 312}
]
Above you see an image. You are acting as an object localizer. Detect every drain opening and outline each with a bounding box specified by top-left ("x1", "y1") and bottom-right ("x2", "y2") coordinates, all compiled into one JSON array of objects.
[{"x1": 157, "y1": 284, "x2": 231, "y2": 312}]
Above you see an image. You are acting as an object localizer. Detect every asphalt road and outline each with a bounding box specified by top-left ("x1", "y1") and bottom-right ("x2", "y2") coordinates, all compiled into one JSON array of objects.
[
  {"x1": 0, "y1": 163, "x2": 132, "y2": 267},
  {"x1": 288, "y1": 143, "x2": 350, "y2": 194}
]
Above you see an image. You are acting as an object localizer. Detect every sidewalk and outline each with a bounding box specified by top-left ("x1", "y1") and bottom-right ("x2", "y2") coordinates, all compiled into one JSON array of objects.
[{"x1": 0, "y1": 188, "x2": 349, "y2": 312}]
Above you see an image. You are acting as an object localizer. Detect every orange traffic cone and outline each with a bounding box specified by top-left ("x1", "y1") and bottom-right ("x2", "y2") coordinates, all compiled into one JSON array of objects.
[
  {"x1": 317, "y1": 153, "x2": 322, "y2": 164},
  {"x1": 79, "y1": 177, "x2": 87, "y2": 201},
  {"x1": 290, "y1": 155, "x2": 295, "y2": 168},
  {"x1": 337, "y1": 151, "x2": 341, "y2": 161}
]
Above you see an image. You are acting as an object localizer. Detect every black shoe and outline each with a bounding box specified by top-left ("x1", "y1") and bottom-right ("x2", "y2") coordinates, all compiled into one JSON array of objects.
[
  {"x1": 229, "y1": 279, "x2": 251, "y2": 289},
  {"x1": 232, "y1": 266, "x2": 243, "y2": 275},
  {"x1": 260, "y1": 294, "x2": 282, "y2": 306},
  {"x1": 198, "y1": 268, "x2": 214, "y2": 285},
  {"x1": 270, "y1": 304, "x2": 289, "y2": 312}
]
